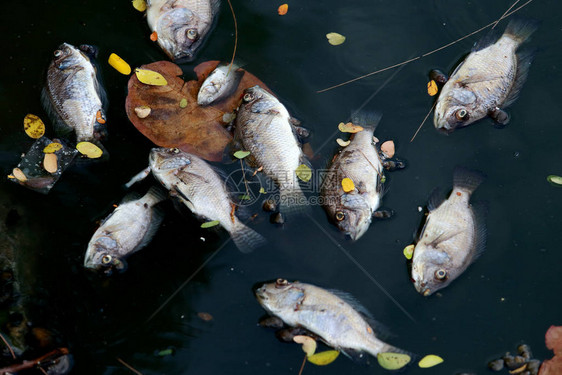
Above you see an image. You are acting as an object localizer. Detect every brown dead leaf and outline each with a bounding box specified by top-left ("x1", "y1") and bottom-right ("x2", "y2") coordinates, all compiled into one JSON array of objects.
[{"x1": 126, "y1": 61, "x2": 271, "y2": 162}]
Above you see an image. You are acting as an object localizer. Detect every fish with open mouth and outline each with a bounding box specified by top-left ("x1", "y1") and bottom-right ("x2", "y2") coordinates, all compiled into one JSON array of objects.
[
  {"x1": 147, "y1": 0, "x2": 221, "y2": 61},
  {"x1": 42, "y1": 43, "x2": 107, "y2": 144},
  {"x1": 433, "y1": 18, "x2": 538, "y2": 131},
  {"x1": 149, "y1": 148, "x2": 265, "y2": 252},
  {"x1": 411, "y1": 167, "x2": 487, "y2": 296},
  {"x1": 84, "y1": 187, "x2": 166, "y2": 274}
]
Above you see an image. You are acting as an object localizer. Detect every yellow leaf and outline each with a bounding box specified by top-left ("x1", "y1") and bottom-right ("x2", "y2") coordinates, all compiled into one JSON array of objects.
[
  {"x1": 341, "y1": 177, "x2": 355, "y2": 193},
  {"x1": 135, "y1": 68, "x2": 168, "y2": 86},
  {"x1": 427, "y1": 80, "x2": 438, "y2": 96},
  {"x1": 336, "y1": 138, "x2": 350, "y2": 147},
  {"x1": 403, "y1": 244, "x2": 414, "y2": 260},
  {"x1": 278, "y1": 3, "x2": 288, "y2": 15},
  {"x1": 132, "y1": 0, "x2": 147, "y2": 11},
  {"x1": 293, "y1": 335, "x2": 317, "y2": 357},
  {"x1": 23, "y1": 114, "x2": 45, "y2": 139},
  {"x1": 76, "y1": 142, "x2": 103, "y2": 159},
  {"x1": 296, "y1": 164, "x2": 312, "y2": 182},
  {"x1": 326, "y1": 32, "x2": 346, "y2": 46},
  {"x1": 43, "y1": 142, "x2": 63, "y2": 154},
  {"x1": 11, "y1": 168, "x2": 27, "y2": 182},
  {"x1": 108, "y1": 53, "x2": 132, "y2": 75},
  {"x1": 377, "y1": 352, "x2": 411, "y2": 370},
  {"x1": 307, "y1": 350, "x2": 339, "y2": 366},
  {"x1": 418, "y1": 354, "x2": 443, "y2": 368},
  {"x1": 43, "y1": 153, "x2": 58, "y2": 174},
  {"x1": 338, "y1": 122, "x2": 363, "y2": 133}
]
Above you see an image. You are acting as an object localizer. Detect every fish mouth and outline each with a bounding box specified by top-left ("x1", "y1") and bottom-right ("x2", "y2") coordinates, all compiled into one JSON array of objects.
[{"x1": 173, "y1": 51, "x2": 195, "y2": 63}]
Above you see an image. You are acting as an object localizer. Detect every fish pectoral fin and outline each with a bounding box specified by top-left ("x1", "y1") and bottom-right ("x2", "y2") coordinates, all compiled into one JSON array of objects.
[
  {"x1": 340, "y1": 348, "x2": 369, "y2": 363},
  {"x1": 372, "y1": 209, "x2": 394, "y2": 219},
  {"x1": 427, "y1": 229, "x2": 462, "y2": 248},
  {"x1": 458, "y1": 73, "x2": 503, "y2": 86},
  {"x1": 487, "y1": 107, "x2": 510, "y2": 125}
]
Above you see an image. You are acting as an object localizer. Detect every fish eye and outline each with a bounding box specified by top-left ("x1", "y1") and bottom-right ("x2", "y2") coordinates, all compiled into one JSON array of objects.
[
  {"x1": 186, "y1": 28, "x2": 198, "y2": 40},
  {"x1": 335, "y1": 211, "x2": 345, "y2": 221},
  {"x1": 275, "y1": 279, "x2": 288, "y2": 288},
  {"x1": 101, "y1": 254, "x2": 112, "y2": 264},
  {"x1": 243, "y1": 93, "x2": 254, "y2": 102},
  {"x1": 54, "y1": 50, "x2": 62, "y2": 57},
  {"x1": 171, "y1": 148, "x2": 180, "y2": 153},
  {"x1": 434, "y1": 269, "x2": 448, "y2": 280},
  {"x1": 455, "y1": 109, "x2": 469, "y2": 121}
]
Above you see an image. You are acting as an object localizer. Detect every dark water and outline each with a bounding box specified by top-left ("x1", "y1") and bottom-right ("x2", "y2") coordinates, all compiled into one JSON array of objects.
[{"x1": 1, "y1": 0, "x2": 562, "y2": 374}]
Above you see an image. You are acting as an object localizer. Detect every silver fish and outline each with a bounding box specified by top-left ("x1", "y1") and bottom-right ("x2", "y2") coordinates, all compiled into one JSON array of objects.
[
  {"x1": 42, "y1": 43, "x2": 107, "y2": 143},
  {"x1": 434, "y1": 18, "x2": 538, "y2": 131},
  {"x1": 321, "y1": 112, "x2": 384, "y2": 241},
  {"x1": 146, "y1": 0, "x2": 220, "y2": 61},
  {"x1": 255, "y1": 279, "x2": 406, "y2": 359},
  {"x1": 197, "y1": 62, "x2": 245, "y2": 106},
  {"x1": 411, "y1": 167, "x2": 486, "y2": 296},
  {"x1": 84, "y1": 187, "x2": 166, "y2": 273},
  {"x1": 235, "y1": 86, "x2": 308, "y2": 214},
  {"x1": 149, "y1": 148, "x2": 265, "y2": 251}
]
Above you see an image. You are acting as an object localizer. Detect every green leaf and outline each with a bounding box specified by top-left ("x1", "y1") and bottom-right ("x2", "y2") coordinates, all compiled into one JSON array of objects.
[
  {"x1": 259, "y1": 187, "x2": 266, "y2": 194},
  {"x1": 234, "y1": 150, "x2": 251, "y2": 159},
  {"x1": 377, "y1": 352, "x2": 411, "y2": 370},
  {"x1": 200, "y1": 220, "x2": 220, "y2": 228},
  {"x1": 307, "y1": 350, "x2": 339, "y2": 366},
  {"x1": 403, "y1": 244, "x2": 414, "y2": 260},
  {"x1": 418, "y1": 354, "x2": 444, "y2": 368},
  {"x1": 238, "y1": 194, "x2": 251, "y2": 200},
  {"x1": 157, "y1": 348, "x2": 174, "y2": 357},
  {"x1": 179, "y1": 98, "x2": 188, "y2": 108},
  {"x1": 326, "y1": 32, "x2": 346, "y2": 46},
  {"x1": 296, "y1": 164, "x2": 312, "y2": 182},
  {"x1": 547, "y1": 175, "x2": 562, "y2": 186}
]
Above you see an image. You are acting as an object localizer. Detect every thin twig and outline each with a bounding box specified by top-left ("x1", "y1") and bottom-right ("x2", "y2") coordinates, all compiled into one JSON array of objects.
[
  {"x1": 297, "y1": 354, "x2": 307, "y2": 375},
  {"x1": 492, "y1": 0, "x2": 521, "y2": 29},
  {"x1": 316, "y1": 0, "x2": 534, "y2": 93},
  {"x1": 410, "y1": 101, "x2": 437, "y2": 143},
  {"x1": 226, "y1": 0, "x2": 238, "y2": 76},
  {"x1": 0, "y1": 332, "x2": 16, "y2": 360},
  {"x1": 116, "y1": 357, "x2": 144, "y2": 375},
  {"x1": 239, "y1": 159, "x2": 250, "y2": 198}
]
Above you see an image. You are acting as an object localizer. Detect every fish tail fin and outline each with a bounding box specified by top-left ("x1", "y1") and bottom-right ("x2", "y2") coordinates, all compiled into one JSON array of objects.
[
  {"x1": 143, "y1": 186, "x2": 168, "y2": 206},
  {"x1": 453, "y1": 167, "x2": 486, "y2": 194},
  {"x1": 350, "y1": 110, "x2": 382, "y2": 132},
  {"x1": 279, "y1": 185, "x2": 309, "y2": 216},
  {"x1": 231, "y1": 221, "x2": 266, "y2": 253},
  {"x1": 504, "y1": 17, "x2": 540, "y2": 45}
]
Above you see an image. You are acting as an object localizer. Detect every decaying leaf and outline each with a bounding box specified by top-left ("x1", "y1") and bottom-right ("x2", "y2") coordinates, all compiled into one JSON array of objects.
[
  {"x1": 547, "y1": 175, "x2": 562, "y2": 186},
  {"x1": 150, "y1": 31, "x2": 158, "y2": 41},
  {"x1": 179, "y1": 98, "x2": 188, "y2": 108},
  {"x1": 341, "y1": 177, "x2": 355, "y2": 193},
  {"x1": 76, "y1": 142, "x2": 103, "y2": 158},
  {"x1": 132, "y1": 0, "x2": 147, "y2": 12},
  {"x1": 540, "y1": 327, "x2": 562, "y2": 375},
  {"x1": 135, "y1": 68, "x2": 168, "y2": 86},
  {"x1": 201, "y1": 220, "x2": 220, "y2": 228},
  {"x1": 43, "y1": 142, "x2": 63, "y2": 154},
  {"x1": 278, "y1": 3, "x2": 288, "y2": 15},
  {"x1": 418, "y1": 354, "x2": 443, "y2": 368},
  {"x1": 234, "y1": 150, "x2": 250, "y2": 159},
  {"x1": 377, "y1": 352, "x2": 411, "y2": 370},
  {"x1": 43, "y1": 153, "x2": 58, "y2": 174},
  {"x1": 338, "y1": 122, "x2": 363, "y2": 133},
  {"x1": 197, "y1": 312, "x2": 214, "y2": 321},
  {"x1": 11, "y1": 168, "x2": 27, "y2": 182},
  {"x1": 380, "y1": 140, "x2": 395, "y2": 158},
  {"x1": 326, "y1": 32, "x2": 346, "y2": 46},
  {"x1": 135, "y1": 105, "x2": 151, "y2": 118},
  {"x1": 336, "y1": 138, "x2": 350, "y2": 147},
  {"x1": 293, "y1": 335, "x2": 317, "y2": 357},
  {"x1": 427, "y1": 80, "x2": 438, "y2": 96},
  {"x1": 403, "y1": 244, "x2": 414, "y2": 260},
  {"x1": 307, "y1": 350, "x2": 339, "y2": 366},
  {"x1": 23, "y1": 114, "x2": 46, "y2": 139},
  {"x1": 108, "y1": 53, "x2": 132, "y2": 75},
  {"x1": 296, "y1": 164, "x2": 312, "y2": 182}
]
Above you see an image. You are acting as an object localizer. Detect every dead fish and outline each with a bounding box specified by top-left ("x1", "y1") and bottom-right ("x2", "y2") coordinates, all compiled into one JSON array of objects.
[
  {"x1": 149, "y1": 148, "x2": 265, "y2": 252},
  {"x1": 411, "y1": 167, "x2": 486, "y2": 296},
  {"x1": 320, "y1": 112, "x2": 384, "y2": 241},
  {"x1": 84, "y1": 187, "x2": 166, "y2": 274},
  {"x1": 235, "y1": 86, "x2": 308, "y2": 214},
  {"x1": 255, "y1": 279, "x2": 407, "y2": 360},
  {"x1": 42, "y1": 43, "x2": 107, "y2": 143},
  {"x1": 434, "y1": 18, "x2": 539, "y2": 131},
  {"x1": 146, "y1": 0, "x2": 220, "y2": 61},
  {"x1": 197, "y1": 62, "x2": 245, "y2": 106}
]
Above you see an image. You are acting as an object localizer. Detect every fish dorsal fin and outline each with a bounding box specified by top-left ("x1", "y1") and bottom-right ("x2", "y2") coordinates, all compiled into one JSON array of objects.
[
  {"x1": 120, "y1": 191, "x2": 143, "y2": 204},
  {"x1": 503, "y1": 48, "x2": 536, "y2": 108},
  {"x1": 427, "y1": 188, "x2": 445, "y2": 211},
  {"x1": 327, "y1": 289, "x2": 374, "y2": 320},
  {"x1": 472, "y1": 28, "x2": 501, "y2": 52},
  {"x1": 470, "y1": 201, "x2": 488, "y2": 261}
]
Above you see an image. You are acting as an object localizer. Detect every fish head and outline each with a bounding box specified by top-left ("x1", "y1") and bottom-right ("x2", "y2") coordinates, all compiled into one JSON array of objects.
[
  {"x1": 84, "y1": 237, "x2": 128, "y2": 275},
  {"x1": 149, "y1": 148, "x2": 192, "y2": 172},
  {"x1": 156, "y1": 8, "x2": 205, "y2": 61},
  {"x1": 325, "y1": 191, "x2": 375, "y2": 241},
  {"x1": 240, "y1": 86, "x2": 278, "y2": 113},
  {"x1": 434, "y1": 88, "x2": 478, "y2": 132},
  {"x1": 51, "y1": 43, "x2": 87, "y2": 70},
  {"x1": 411, "y1": 245, "x2": 454, "y2": 296},
  {"x1": 255, "y1": 279, "x2": 305, "y2": 316}
]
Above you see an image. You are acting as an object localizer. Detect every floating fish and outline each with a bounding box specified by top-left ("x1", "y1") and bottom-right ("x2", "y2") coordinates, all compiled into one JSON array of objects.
[{"x1": 197, "y1": 62, "x2": 245, "y2": 106}]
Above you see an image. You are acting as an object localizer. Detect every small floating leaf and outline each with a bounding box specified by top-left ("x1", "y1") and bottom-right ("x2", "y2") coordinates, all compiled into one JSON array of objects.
[
  {"x1": 278, "y1": 3, "x2": 288, "y2": 15},
  {"x1": 76, "y1": 142, "x2": 103, "y2": 158},
  {"x1": 293, "y1": 335, "x2": 317, "y2": 357},
  {"x1": 96, "y1": 110, "x2": 106, "y2": 124},
  {"x1": 135, "y1": 68, "x2": 168, "y2": 86},
  {"x1": 43, "y1": 142, "x2": 63, "y2": 154},
  {"x1": 23, "y1": 114, "x2": 45, "y2": 139},
  {"x1": 547, "y1": 175, "x2": 562, "y2": 186},
  {"x1": 427, "y1": 80, "x2": 438, "y2": 96},
  {"x1": 197, "y1": 312, "x2": 213, "y2": 321},
  {"x1": 377, "y1": 352, "x2": 411, "y2": 370},
  {"x1": 418, "y1": 354, "x2": 444, "y2": 368},
  {"x1": 338, "y1": 122, "x2": 363, "y2": 133},
  {"x1": 326, "y1": 32, "x2": 346, "y2": 46},
  {"x1": 150, "y1": 31, "x2": 158, "y2": 41},
  {"x1": 403, "y1": 244, "x2": 414, "y2": 260},
  {"x1": 43, "y1": 153, "x2": 58, "y2": 173},
  {"x1": 380, "y1": 140, "x2": 395, "y2": 158},
  {"x1": 259, "y1": 187, "x2": 266, "y2": 194},
  {"x1": 132, "y1": 0, "x2": 147, "y2": 12},
  {"x1": 223, "y1": 112, "x2": 236, "y2": 123},
  {"x1": 336, "y1": 138, "x2": 350, "y2": 147},
  {"x1": 307, "y1": 350, "x2": 339, "y2": 366},
  {"x1": 134, "y1": 105, "x2": 151, "y2": 118},
  {"x1": 11, "y1": 168, "x2": 27, "y2": 182},
  {"x1": 296, "y1": 164, "x2": 312, "y2": 182},
  {"x1": 238, "y1": 194, "x2": 251, "y2": 200},
  {"x1": 234, "y1": 150, "x2": 250, "y2": 159},
  {"x1": 341, "y1": 177, "x2": 355, "y2": 193},
  {"x1": 108, "y1": 53, "x2": 132, "y2": 75},
  {"x1": 179, "y1": 98, "x2": 188, "y2": 108},
  {"x1": 156, "y1": 348, "x2": 174, "y2": 357},
  {"x1": 201, "y1": 220, "x2": 220, "y2": 228}
]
